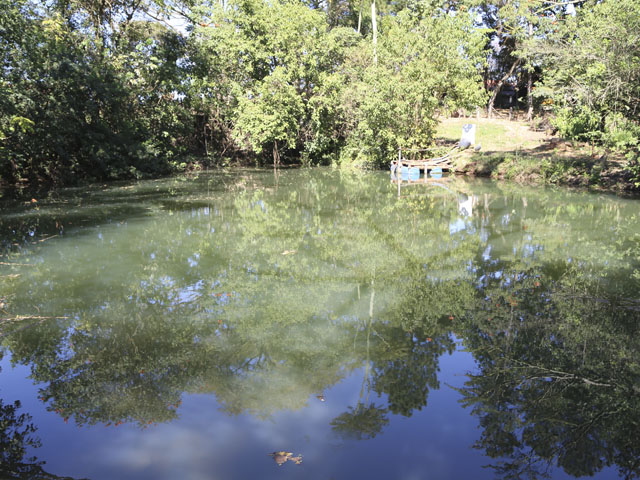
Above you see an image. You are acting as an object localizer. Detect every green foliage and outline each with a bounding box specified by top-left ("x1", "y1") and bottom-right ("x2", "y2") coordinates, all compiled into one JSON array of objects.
[
  {"x1": 492, "y1": 153, "x2": 541, "y2": 182},
  {"x1": 602, "y1": 113, "x2": 640, "y2": 151},
  {"x1": 0, "y1": 0, "x2": 191, "y2": 187},
  {"x1": 623, "y1": 150, "x2": 640, "y2": 189},
  {"x1": 1, "y1": 0, "x2": 490, "y2": 184},
  {"x1": 184, "y1": 0, "x2": 361, "y2": 166},
  {"x1": 539, "y1": 0, "x2": 640, "y2": 152},
  {"x1": 224, "y1": 0, "x2": 352, "y2": 164},
  {"x1": 468, "y1": 151, "x2": 608, "y2": 188},
  {"x1": 338, "y1": 9, "x2": 487, "y2": 168},
  {"x1": 4, "y1": 0, "x2": 638, "y2": 188},
  {"x1": 552, "y1": 106, "x2": 601, "y2": 142},
  {"x1": 185, "y1": 0, "x2": 487, "y2": 170}
]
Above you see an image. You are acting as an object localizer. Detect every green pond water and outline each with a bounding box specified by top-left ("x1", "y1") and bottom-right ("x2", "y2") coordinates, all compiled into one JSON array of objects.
[{"x1": 0, "y1": 168, "x2": 639, "y2": 479}]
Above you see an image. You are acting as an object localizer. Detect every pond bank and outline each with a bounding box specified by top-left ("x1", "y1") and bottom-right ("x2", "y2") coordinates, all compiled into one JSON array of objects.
[{"x1": 453, "y1": 149, "x2": 637, "y2": 193}]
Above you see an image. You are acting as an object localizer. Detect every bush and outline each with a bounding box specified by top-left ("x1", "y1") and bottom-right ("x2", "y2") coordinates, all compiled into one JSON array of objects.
[
  {"x1": 602, "y1": 113, "x2": 640, "y2": 151},
  {"x1": 624, "y1": 150, "x2": 640, "y2": 189},
  {"x1": 552, "y1": 106, "x2": 601, "y2": 142}
]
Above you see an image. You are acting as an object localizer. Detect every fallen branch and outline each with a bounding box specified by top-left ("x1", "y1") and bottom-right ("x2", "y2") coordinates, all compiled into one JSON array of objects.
[
  {"x1": 36, "y1": 235, "x2": 58, "y2": 243},
  {"x1": 0, "y1": 315, "x2": 70, "y2": 338},
  {"x1": 1, "y1": 315, "x2": 69, "y2": 323},
  {"x1": 514, "y1": 360, "x2": 613, "y2": 387}
]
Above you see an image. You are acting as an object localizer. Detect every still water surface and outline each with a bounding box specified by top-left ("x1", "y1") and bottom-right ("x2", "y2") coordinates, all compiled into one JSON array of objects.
[{"x1": 0, "y1": 169, "x2": 639, "y2": 480}]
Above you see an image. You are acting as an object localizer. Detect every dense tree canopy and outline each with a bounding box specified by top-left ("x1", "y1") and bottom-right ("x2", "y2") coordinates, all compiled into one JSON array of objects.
[
  {"x1": 533, "y1": 0, "x2": 640, "y2": 147},
  {"x1": 1, "y1": 0, "x2": 639, "y2": 187}
]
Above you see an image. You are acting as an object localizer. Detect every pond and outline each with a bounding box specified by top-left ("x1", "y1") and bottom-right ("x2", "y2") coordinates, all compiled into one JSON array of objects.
[{"x1": 1, "y1": 169, "x2": 639, "y2": 480}]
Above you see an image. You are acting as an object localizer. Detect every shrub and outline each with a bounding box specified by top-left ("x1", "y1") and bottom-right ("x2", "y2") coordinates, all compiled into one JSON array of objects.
[
  {"x1": 623, "y1": 150, "x2": 640, "y2": 189},
  {"x1": 552, "y1": 106, "x2": 601, "y2": 142},
  {"x1": 602, "y1": 113, "x2": 640, "y2": 151}
]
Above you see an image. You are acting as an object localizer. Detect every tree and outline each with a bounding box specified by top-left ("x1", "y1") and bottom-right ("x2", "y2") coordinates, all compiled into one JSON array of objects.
[
  {"x1": 187, "y1": 0, "x2": 358, "y2": 166},
  {"x1": 0, "y1": 0, "x2": 194, "y2": 187},
  {"x1": 534, "y1": 0, "x2": 640, "y2": 148},
  {"x1": 0, "y1": 362, "x2": 87, "y2": 479},
  {"x1": 339, "y1": 8, "x2": 487, "y2": 167}
]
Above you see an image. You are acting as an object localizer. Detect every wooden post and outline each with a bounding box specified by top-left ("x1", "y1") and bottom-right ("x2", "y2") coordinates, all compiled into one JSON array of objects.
[{"x1": 397, "y1": 147, "x2": 401, "y2": 197}]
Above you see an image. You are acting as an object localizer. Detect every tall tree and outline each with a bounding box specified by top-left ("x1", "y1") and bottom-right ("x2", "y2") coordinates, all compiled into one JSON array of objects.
[
  {"x1": 470, "y1": 0, "x2": 570, "y2": 119},
  {"x1": 339, "y1": 7, "x2": 487, "y2": 167},
  {"x1": 532, "y1": 0, "x2": 640, "y2": 145}
]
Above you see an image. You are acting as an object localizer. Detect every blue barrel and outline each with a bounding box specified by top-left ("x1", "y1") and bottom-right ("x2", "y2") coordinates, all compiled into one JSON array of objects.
[
  {"x1": 400, "y1": 166, "x2": 410, "y2": 180},
  {"x1": 430, "y1": 167, "x2": 443, "y2": 179},
  {"x1": 408, "y1": 167, "x2": 420, "y2": 180}
]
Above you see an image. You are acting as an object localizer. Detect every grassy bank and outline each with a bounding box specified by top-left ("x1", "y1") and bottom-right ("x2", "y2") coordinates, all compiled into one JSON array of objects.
[{"x1": 437, "y1": 117, "x2": 638, "y2": 193}]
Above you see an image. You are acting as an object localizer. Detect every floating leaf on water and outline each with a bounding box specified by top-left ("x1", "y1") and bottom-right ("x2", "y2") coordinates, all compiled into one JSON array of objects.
[{"x1": 269, "y1": 451, "x2": 302, "y2": 466}]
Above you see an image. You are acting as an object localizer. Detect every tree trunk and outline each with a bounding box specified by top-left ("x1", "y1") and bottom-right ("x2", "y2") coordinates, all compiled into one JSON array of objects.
[
  {"x1": 203, "y1": 116, "x2": 209, "y2": 157},
  {"x1": 273, "y1": 140, "x2": 280, "y2": 169},
  {"x1": 526, "y1": 69, "x2": 533, "y2": 121},
  {"x1": 357, "y1": 0, "x2": 363, "y2": 34},
  {"x1": 526, "y1": 21, "x2": 534, "y2": 121},
  {"x1": 488, "y1": 58, "x2": 521, "y2": 119},
  {"x1": 371, "y1": 0, "x2": 377, "y2": 64}
]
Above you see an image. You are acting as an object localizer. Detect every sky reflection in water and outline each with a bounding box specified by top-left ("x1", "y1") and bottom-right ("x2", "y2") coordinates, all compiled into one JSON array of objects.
[{"x1": 2, "y1": 346, "x2": 510, "y2": 480}]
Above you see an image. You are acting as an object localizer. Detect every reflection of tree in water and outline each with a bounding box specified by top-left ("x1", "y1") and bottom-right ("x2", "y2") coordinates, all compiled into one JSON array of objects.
[
  {"x1": 372, "y1": 330, "x2": 445, "y2": 417},
  {"x1": 2, "y1": 170, "x2": 640, "y2": 477},
  {"x1": 331, "y1": 274, "x2": 456, "y2": 436},
  {"x1": 0, "y1": 366, "x2": 87, "y2": 480},
  {"x1": 331, "y1": 403, "x2": 389, "y2": 441},
  {"x1": 370, "y1": 280, "x2": 461, "y2": 417},
  {"x1": 332, "y1": 281, "x2": 390, "y2": 441},
  {"x1": 457, "y1": 263, "x2": 640, "y2": 480},
  {"x1": 1, "y1": 171, "x2": 466, "y2": 430},
  {"x1": 0, "y1": 398, "x2": 42, "y2": 479},
  {"x1": 0, "y1": 402, "x2": 89, "y2": 480}
]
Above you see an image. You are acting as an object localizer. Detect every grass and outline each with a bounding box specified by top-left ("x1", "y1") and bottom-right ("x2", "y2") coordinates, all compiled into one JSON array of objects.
[
  {"x1": 435, "y1": 115, "x2": 634, "y2": 192},
  {"x1": 436, "y1": 117, "x2": 548, "y2": 152}
]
